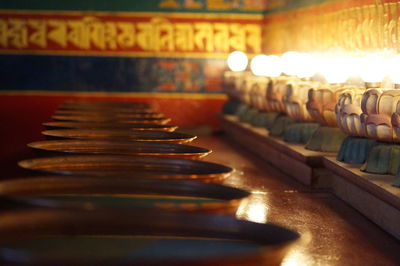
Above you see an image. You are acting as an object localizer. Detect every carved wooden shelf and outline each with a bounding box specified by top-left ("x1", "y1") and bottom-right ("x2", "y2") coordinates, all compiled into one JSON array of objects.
[
  {"x1": 323, "y1": 156, "x2": 400, "y2": 239},
  {"x1": 219, "y1": 114, "x2": 334, "y2": 186},
  {"x1": 219, "y1": 114, "x2": 400, "y2": 239}
]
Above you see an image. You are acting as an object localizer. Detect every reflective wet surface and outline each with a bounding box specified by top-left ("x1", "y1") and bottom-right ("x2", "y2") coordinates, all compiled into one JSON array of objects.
[{"x1": 193, "y1": 135, "x2": 400, "y2": 266}]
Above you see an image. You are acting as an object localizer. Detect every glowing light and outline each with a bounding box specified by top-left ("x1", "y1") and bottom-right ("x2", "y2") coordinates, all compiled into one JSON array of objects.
[
  {"x1": 250, "y1": 54, "x2": 268, "y2": 76},
  {"x1": 227, "y1": 51, "x2": 248, "y2": 72},
  {"x1": 296, "y1": 53, "x2": 317, "y2": 78},
  {"x1": 282, "y1": 51, "x2": 317, "y2": 78},
  {"x1": 282, "y1": 51, "x2": 301, "y2": 76},
  {"x1": 266, "y1": 55, "x2": 283, "y2": 77},
  {"x1": 318, "y1": 56, "x2": 350, "y2": 84},
  {"x1": 387, "y1": 55, "x2": 400, "y2": 84},
  {"x1": 357, "y1": 54, "x2": 387, "y2": 83},
  {"x1": 251, "y1": 55, "x2": 282, "y2": 77}
]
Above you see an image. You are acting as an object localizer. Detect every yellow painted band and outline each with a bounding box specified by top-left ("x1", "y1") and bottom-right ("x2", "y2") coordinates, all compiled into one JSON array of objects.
[{"x1": 0, "y1": 9, "x2": 263, "y2": 20}]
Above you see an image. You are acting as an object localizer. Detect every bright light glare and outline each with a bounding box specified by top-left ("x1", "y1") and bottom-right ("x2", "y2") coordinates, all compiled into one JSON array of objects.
[
  {"x1": 250, "y1": 54, "x2": 268, "y2": 76},
  {"x1": 227, "y1": 51, "x2": 248, "y2": 72},
  {"x1": 250, "y1": 54, "x2": 282, "y2": 77},
  {"x1": 263, "y1": 55, "x2": 282, "y2": 77},
  {"x1": 281, "y1": 51, "x2": 317, "y2": 78},
  {"x1": 295, "y1": 53, "x2": 317, "y2": 78},
  {"x1": 282, "y1": 51, "x2": 301, "y2": 76},
  {"x1": 387, "y1": 55, "x2": 400, "y2": 84},
  {"x1": 318, "y1": 56, "x2": 350, "y2": 84},
  {"x1": 357, "y1": 54, "x2": 387, "y2": 83}
]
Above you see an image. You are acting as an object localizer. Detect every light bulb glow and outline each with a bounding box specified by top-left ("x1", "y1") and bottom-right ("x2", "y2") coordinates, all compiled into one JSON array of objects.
[
  {"x1": 262, "y1": 55, "x2": 282, "y2": 77},
  {"x1": 281, "y1": 51, "x2": 317, "y2": 78},
  {"x1": 250, "y1": 54, "x2": 268, "y2": 76},
  {"x1": 318, "y1": 56, "x2": 350, "y2": 84},
  {"x1": 281, "y1": 51, "x2": 301, "y2": 76},
  {"x1": 358, "y1": 54, "x2": 387, "y2": 83},
  {"x1": 227, "y1": 51, "x2": 248, "y2": 72},
  {"x1": 295, "y1": 53, "x2": 317, "y2": 78},
  {"x1": 388, "y1": 55, "x2": 400, "y2": 84}
]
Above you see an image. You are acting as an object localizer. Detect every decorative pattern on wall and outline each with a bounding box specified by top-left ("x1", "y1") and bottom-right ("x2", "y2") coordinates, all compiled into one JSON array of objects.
[
  {"x1": 0, "y1": 1, "x2": 264, "y2": 93},
  {"x1": 263, "y1": 0, "x2": 400, "y2": 54},
  {"x1": 0, "y1": 11, "x2": 262, "y2": 59}
]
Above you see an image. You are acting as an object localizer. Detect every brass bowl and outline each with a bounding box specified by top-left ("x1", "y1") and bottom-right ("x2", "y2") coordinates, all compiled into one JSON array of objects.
[
  {"x1": 60, "y1": 101, "x2": 150, "y2": 109},
  {"x1": 54, "y1": 110, "x2": 164, "y2": 118},
  {"x1": 18, "y1": 155, "x2": 233, "y2": 182},
  {"x1": 42, "y1": 121, "x2": 177, "y2": 132},
  {"x1": 42, "y1": 129, "x2": 195, "y2": 144},
  {"x1": 0, "y1": 176, "x2": 249, "y2": 213},
  {"x1": 59, "y1": 102, "x2": 153, "y2": 113},
  {"x1": 52, "y1": 114, "x2": 171, "y2": 123},
  {"x1": 28, "y1": 140, "x2": 211, "y2": 160},
  {"x1": 0, "y1": 209, "x2": 299, "y2": 265}
]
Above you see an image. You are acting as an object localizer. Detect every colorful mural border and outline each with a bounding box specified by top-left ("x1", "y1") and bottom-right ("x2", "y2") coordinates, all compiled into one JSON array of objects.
[
  {"x1": 0, "y1": 10, "x2": 262, "y2": 59},
  {"x1": 0, "y1": 0, "x2": 267, "y2": 14}
]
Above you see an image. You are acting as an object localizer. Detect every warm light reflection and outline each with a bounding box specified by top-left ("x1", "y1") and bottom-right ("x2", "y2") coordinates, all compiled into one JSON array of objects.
[
  {"x1": 227, "y1": 51, "x2": 248, "y2": 72},
  {"x1": 281, "y1": 231, "x2": 313, "y2": 266},
  {"x1": 235, "y1": 192, "x2": 269, "y2": 223}
]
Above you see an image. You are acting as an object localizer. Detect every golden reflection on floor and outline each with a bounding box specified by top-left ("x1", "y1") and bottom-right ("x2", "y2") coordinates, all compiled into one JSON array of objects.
[{"x1": 236, "y1": 192, "x2": 269, "y2": 224}]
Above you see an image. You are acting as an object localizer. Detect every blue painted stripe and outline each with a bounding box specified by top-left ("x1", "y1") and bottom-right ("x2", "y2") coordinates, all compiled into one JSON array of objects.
[{"x1": 0, "y1": 54, "x2": 224, "y2": 93}]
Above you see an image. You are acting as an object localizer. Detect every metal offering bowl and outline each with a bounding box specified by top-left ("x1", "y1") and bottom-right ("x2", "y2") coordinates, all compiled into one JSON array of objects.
[
  {"x1": 18, "y1": 155, "x2": 233, "y2": 182},
  {"x1": 0, "y1": 209, "x2": 299, "y2": 265},
  {"x1": 52, "y1": 114, "x2": 171, "y2": 124},
  {"x1": 28, "y1": 140, "x2": 211, "y2": 160},
  {"x1": 60, "y1": 101, "x2": 150, "y2": 109},
  {"x1": 0, "y1": 176, "x2": 249, "y2": 213},
  {"x1": 42, "y1": 129, "x2": 195, "y2": 144},
  {"x1": 54, "y1": 110, "x2": 164, "y2": 118},
  {"x1": 43, "y1": 121, "x2": 177, "y2": 131}
]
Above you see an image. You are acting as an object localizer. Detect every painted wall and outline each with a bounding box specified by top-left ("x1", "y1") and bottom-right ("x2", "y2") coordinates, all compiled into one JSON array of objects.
[
  {"x1": 0, "y1": 1, "x2": 263, "y2": 94},
  {"x1": 0, "y1": 0, "x2": 265, "y2": 177}
]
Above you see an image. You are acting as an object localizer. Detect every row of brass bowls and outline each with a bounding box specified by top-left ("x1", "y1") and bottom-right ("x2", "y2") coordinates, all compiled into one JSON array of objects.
[
  {"x1": 0, "y1": 176, "x2": 249, "y2": 213},
  {"x1": 54, "y1": 110, "x2": 164, "y2": 119},
  {"x1": 0, "y1": 208, "x2": 299, "y2": 265},
  {"x1": 18, "y1": 155, "x2": 233, "y2": 181},
  {"x1": 28, "y1": 140, "x2": 211, "y2": 159},
  {"x1": 52, "y1": 114, "x2": 171, "y2": 124},
  {"x1": 4, "y1": 101, "x2": 299, "y2": 264},
  {"x1": 59, "y1": 101, "x2": 151, "y2": 110},
  {"x1": 43, "y1": 121, "x2": 178, "y2": 131},
  {"x1": 42, "y1": 129, "x2": 196, "y2": 144}
]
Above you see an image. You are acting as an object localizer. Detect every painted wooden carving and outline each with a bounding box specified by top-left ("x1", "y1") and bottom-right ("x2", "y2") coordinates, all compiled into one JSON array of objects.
[
  {"x1": 238, "y1": 72, "x2": 257, "y2": 107},
  {"x1": 283, "y1": 80, "x2": 321, "y2": 122},
  {"x1": 266, "y1": 76, "x2": 290, "y2": 113},
  {"x1": 361, "y1": 89, "x2": 400, "y2": 142},
  {"x1": 335, "y1": 87, "x2": 366, "y2": 137},
  {"x1": 223, "y1": 71, "x2": 237, "y2": 98},
  {"x1": 306, "y1": 84, "x2": 348, "y2": 126},
  {"x1": 249, "y1": 76, "x2": 270, "y2": 112}
]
